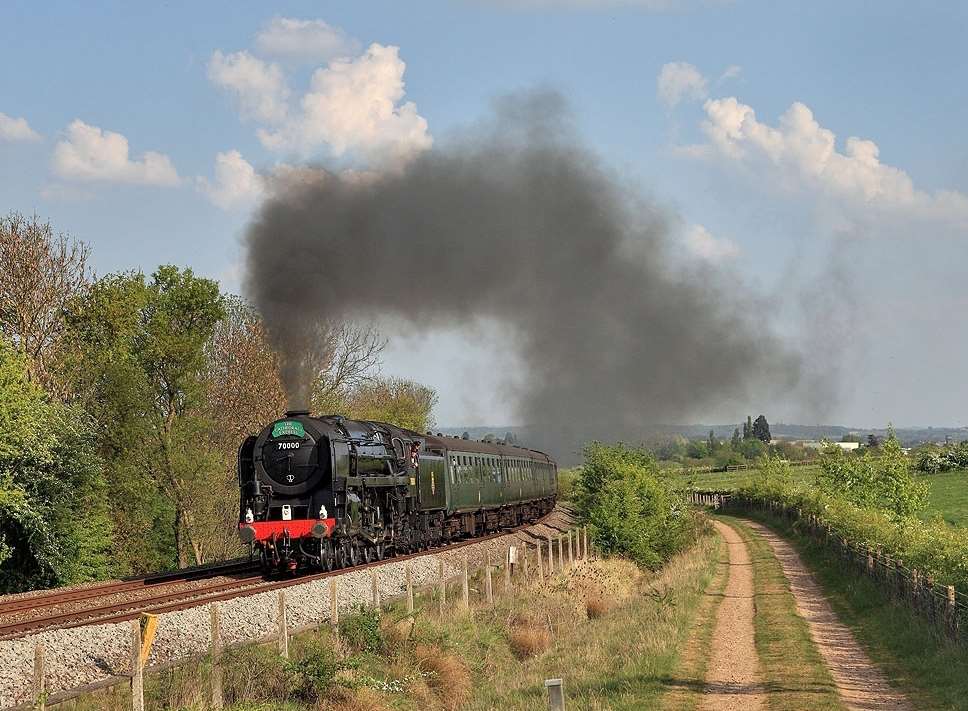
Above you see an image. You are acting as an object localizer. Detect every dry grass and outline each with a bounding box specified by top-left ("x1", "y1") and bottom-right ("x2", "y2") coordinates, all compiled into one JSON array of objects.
[
  {"x1": 320, "y1": 686, "x2": 392, "y2": 711},
  {"x1": 585, "y1": 593, "x2": 610, "y2": 618},
  {"x1": 414, "y1": 642, "x2": 472, "y2": 710},
  {"x1": 508, "y1": 622, "x2": 552, "y2": 659}
]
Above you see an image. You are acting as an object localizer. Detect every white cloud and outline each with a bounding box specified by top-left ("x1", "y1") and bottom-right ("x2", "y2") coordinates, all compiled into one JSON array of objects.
[
  {"x1": 718, "y1": 64, "x2": 742, "y2": 83},
  {"x1": 691, "y1": 97, "x2": 968, "y2": 224},
  {"x1": 52, "y1": 120, "x2": 179, "y2": 186},
  {"x1": 0, "y1": 112, "x2": 41, "y2": 142},
  {"x1": 684, "y1": 224, "x2": 740, "y2": 260},
  {"x1": 258, "y1": 43, "x2": 432, "y2": 164},
  {"x1": 197, "y1": 150, "x2": 265, "y2": 209},
  {"x1": 255, "y1": 17, "x2": 360, "y2": 63},
  {"x1": 208, "y1": 50, "x2": 290, "y2": 124},
  {"x1": 657, "y1": 62, "x2": 708, "y2": 108}
]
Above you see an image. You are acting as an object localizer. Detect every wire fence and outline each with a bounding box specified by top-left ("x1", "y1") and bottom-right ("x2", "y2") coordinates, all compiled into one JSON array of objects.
[{"x1": 690, "y1": 491, "x2": 967, "y2": 645}]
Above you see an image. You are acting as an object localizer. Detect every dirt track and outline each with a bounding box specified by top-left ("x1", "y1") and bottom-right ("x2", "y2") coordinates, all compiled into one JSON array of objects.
[
  {"x1": 746, "y1": 521, "x2": 913, "y2": 711},
  {"x1": 701, "y1": 521, "x2": 765, "y2": 710}
]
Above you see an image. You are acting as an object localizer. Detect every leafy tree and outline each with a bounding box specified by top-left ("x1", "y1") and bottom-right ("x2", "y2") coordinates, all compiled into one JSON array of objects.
[
  {"x1": 0, "y1": 339, "x2": 112, "y2": 591},
  {"x1": 731, "y1": 428, "x2": 741, "y2": 449},
  {"x1": 743, "y1": 415, "x2": 753, "y2": 439},
  {"x1": 816, "y1": 430, "x2": 927, "y2": 517},
  {"x1": 345, "y1": 377, "x2": 438, "y2": 432},
  {"x1": 867, "y1": 433, "x2": 881, "y2": 449},
  {"x1": 752, "y1": 415, "x2": 771, "y2": 443},
  {"x1": 63, "y1": 266, "x2": 225, "y2": 570}
]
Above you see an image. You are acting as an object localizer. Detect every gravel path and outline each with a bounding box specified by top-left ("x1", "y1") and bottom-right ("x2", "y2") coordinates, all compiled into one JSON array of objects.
[
  {"x1": 746, "y1": 521, "x2": 913, "y2": 711},
  {"x1": 0, "y1": 511, "x2": 574, "y2": 709},
  {"x1": 700, "y1": 521, "x2": 765, "y2": 711}
]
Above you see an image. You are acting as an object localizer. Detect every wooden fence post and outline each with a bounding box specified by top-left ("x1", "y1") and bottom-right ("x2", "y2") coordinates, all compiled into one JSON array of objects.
[
  {"x1": 438, "y1": 558, "x2": 447, "y2": 612},
  {"x1": 547, "y1": 534, "x2": 554, "y2": 571},
  {"x1": 406, "y1": 564, "x2": 415, "y2": 613},
  {"x1": 462, "y1": 558, "x2": 470, "y2": 610},
  {"x1": 277, "y1": 590, "x2": 289, "y2": 658},
  {"x1": 947, "y1": 586, "x2": 957, "y2": 638},
  {"x1": 209, "y1": 603, "x2": 223, "y2": 710},
  {"x1": 523, "y1": 545, "x2": 531, "y2": 581},
  {"x1": 32, "y1": 643, "x2": 45, "y2": 711},
  {"x1": 537, "y1": 542, "x2": 545, "y2": 585},
  {"x1": 557, "y1": 536, "x2": 564, "y2": 568},
  {"x1": 130, "y1": 619, "x2": 145, "y2": 711},
  {"x1": 567, "y1": 531, "x2": 574, "y2": 565},
  {"x1": 371, "y1": 569, "x2": 381, "y2": 609},
  {"x1": 330, "y1": 579, "x2": 339, "y2": 628},
  {"x1": 486, "y1": 551, "x2": 494, "y2": 604}
]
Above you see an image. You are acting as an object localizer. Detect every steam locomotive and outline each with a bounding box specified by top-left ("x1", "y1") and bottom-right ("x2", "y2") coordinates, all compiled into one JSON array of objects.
[{"x1": 238, "y1": 411, "x2": 557, "y2": 574}]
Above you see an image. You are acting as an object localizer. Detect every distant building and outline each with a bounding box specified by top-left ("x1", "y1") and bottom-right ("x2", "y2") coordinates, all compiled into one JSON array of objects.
[{"x1": 801, "y1": 441, "x2": 860, "y2": 451}]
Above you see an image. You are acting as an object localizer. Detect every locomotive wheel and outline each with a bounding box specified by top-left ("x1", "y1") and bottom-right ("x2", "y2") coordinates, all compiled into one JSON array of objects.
[
  {"x1": 375, "y1": 543, "x2": 385, "y2": 561},
  {"x1": 349, "y1": 541, "x2": 362, "y2": 567}
]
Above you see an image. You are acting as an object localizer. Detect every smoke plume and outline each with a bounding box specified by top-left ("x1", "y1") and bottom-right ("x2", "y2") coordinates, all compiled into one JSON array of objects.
[{"x1": 245, "y1": 91, "x2": 803, "y2": 458}]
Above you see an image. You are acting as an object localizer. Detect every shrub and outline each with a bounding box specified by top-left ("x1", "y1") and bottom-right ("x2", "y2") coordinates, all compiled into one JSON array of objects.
[
  {"x1": 339, "y1": 604, "x2": 384, "y2": 653},
  {"x1": 285, "y1": 638, "x2": 358, "y2": 701},
  {"x1": 815, "y1": 431, "x2": 927, "y2": 517},
  {"x1": 576, "y1": 442, "x2": 697, "y2": 568}
]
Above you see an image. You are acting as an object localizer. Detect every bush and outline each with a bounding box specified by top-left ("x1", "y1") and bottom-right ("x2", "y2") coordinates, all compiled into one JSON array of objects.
[
  {"x1": 339, "y1": 605, "x2": 384, "y2": 653},
  {"x1": 286, "y1": 638, "x2": 358, "y2": 701},
  {"x1": 575, "y1": 443, "x2": 698, "y2": 569}
]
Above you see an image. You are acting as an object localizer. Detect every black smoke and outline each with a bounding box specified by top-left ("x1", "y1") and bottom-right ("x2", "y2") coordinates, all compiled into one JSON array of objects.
[{"x1": 245, "y1": 91, "x2": 803, "y2": 459}]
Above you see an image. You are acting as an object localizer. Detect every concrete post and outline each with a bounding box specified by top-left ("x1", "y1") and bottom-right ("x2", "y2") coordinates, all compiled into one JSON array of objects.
[
  {"x1": 371, "y1": 569, "x2": 381, "y2": 609},
  {"x1": 485, "y1": 551, "x2": 494, "y2": 604},
  {"x1": 567, "y1": 531, "x2": 574, "y2": 565},
  {"x1": 462, "y1": 558, "x2": 470, "y2": 610},
  {"x1": 547, "y1": 534, "x2": 554, "y2": 571},
  {"x1": 545, "y1": 677, "x2": 565, "y2": 710},
  {"x1": 537, "y1": 542, "x2": 544, "y2": 585}
]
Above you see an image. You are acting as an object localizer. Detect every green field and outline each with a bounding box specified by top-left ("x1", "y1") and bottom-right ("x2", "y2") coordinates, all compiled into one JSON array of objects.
[
  {"x1": 919, "y1": 468, "x2": 968, "y2": 527},
  {"x1": 665, "y1": 465, "x2": 819, "y2": 492}
]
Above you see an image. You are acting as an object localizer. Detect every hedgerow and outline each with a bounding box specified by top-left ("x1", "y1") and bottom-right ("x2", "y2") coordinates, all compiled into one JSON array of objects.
[{"x1": 737, "y1": 445, "x2": 968, "y2": 597}]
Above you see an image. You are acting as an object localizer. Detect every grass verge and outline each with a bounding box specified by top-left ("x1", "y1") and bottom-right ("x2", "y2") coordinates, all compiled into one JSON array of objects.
[
  {"x1": 738, "y1": 508, "x2": 968, "y2": 711},
  {"x1": 659, "y1": 531, "x2": 725, "y2": 711},
  {"x1": 56, "y1": 532, "x2": 721, "y2": 711},
  {"x1": 716, "y1": 515, "x2": 845, "y2": 711}
]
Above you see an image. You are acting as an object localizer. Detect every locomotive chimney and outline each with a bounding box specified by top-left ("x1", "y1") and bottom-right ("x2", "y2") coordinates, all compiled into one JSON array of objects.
[{"x1": 285, "y1": 409, "x2": 310, "y2": 418}]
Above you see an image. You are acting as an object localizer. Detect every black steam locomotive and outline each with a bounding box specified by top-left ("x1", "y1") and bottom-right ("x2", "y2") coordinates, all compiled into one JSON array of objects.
[{"x1": 238, "y1": 411, "x2": 557, "y2": 573}]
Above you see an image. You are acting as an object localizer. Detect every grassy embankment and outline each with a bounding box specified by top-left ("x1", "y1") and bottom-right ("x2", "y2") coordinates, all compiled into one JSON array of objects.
[
  {"x1": 61, "y1": 534, "x2": 721, "y2": 711},
  {"x1": 734, "y1": 508, "x2": 968, "y2": 711}
]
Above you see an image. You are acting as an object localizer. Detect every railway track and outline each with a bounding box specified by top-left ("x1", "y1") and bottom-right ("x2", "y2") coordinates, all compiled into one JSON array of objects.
[{"x1": 0, "y1": 508, "x2": 573, "y2": 641}]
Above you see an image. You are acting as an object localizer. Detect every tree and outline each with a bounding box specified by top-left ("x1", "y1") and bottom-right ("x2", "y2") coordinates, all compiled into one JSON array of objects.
[
  {"x1": 731, "y1": 428, "x2": 742, "y2": 449},
  {"x1": 198, "y1": 296, "x2": 287, "y2": 561},
  {"x1": 0, "y1": 339, "x2": 112, "y2": 591},
  {"x1": 306, "y1": 323, "x2": 386, "y2": 413},
  {"x1": 867, "y1": 433, "x2": 881, "y2": 449},
  {"x1": 63, "y1": 267, "x2": 225, "y2": 570},
  {"x1": 344, "y1": 377, "x2": 438, "y2": 433},
  {"x1": 0, "y1": 212, "x2": 91, "y2": 398},
  {"x1": 752, "y1": 415, "x2": 771, "y2": 443},
  {"x1": 707, "y1": 429, "x2": 716, "y2": 452},
  {"x1": 743, "y1": 415, "x2": 753, "y2": 439}
]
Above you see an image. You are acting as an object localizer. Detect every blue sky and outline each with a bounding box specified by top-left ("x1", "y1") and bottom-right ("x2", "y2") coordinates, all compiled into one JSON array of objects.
[{"x1": 2, "y1": 1, "x2": 966, "y2": 428}]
